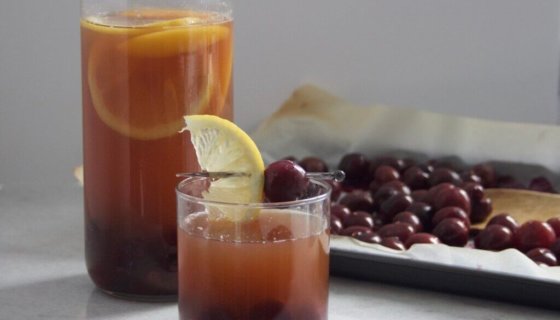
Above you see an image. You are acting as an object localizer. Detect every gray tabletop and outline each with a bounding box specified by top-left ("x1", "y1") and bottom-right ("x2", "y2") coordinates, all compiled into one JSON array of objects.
[{"x1": 2, "y1": 184, "x2": 560, "y2": 320}]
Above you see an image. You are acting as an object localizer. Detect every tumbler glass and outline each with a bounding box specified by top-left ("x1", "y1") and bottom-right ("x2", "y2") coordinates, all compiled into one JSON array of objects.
[{"x1": 176, "y1": 177, "x2": 331, "y2": 319}]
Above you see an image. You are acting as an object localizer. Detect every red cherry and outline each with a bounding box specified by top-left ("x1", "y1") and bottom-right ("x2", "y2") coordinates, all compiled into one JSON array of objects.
[
  {"x1": 432, "y1": 218, "x2": 469, "y2": 247},
  {"x1": 405, "y1": 233, "x2": 440, "y2": 249},
  {"x1": 380, "y1": 236, "x2": 405, "y2": 251},
  {"x1": 377, "y1": 223, "x2": 415, "y2": 243},
  {"x1": 526, "y1": 248, "x2": 558, "y2": 266},
  {"x1": 474, "y1": 225, "x2": 513, "y2": 251},
  {"x1": 487, "y1": 213, "x2": 519, "y2": 233},
  {"x1": 546, "y1": 217, "x2": 560, "y2": 237},
  {"x1": 513, "y1": 220, "x2": 556, "y2": 253},
  {"x1": 264, "y1": 160, "x2": 309, "y2": 202}
]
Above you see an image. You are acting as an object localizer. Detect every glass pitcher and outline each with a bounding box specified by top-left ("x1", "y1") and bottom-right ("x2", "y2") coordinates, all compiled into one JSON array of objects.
[{"x1": 80, "y1": 0, "x2": 233, "y2": 300}]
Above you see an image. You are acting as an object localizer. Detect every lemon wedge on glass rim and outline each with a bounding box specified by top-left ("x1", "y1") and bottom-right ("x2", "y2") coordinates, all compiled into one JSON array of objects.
[{"x1": 182, "y1": 115, "x2": 265, "y2": 220}]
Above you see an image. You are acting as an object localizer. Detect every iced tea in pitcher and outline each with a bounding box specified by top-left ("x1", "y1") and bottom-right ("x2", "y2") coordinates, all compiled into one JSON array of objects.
[{"x1": 81, "y1": 5, "x2": 232, "y2": 299}]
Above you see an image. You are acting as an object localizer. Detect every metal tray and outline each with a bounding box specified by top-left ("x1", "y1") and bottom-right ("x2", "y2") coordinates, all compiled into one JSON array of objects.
[{"x1": 330, "y1": 246, "x2": 560, "y2": 310}]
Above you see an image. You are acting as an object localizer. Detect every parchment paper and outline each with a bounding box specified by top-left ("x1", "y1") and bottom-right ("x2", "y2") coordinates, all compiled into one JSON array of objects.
[
  {"x1": 251, "y1": 84, "x2": 560, "y2": 281},
  {"x1": 253, "y1": 85, "x2": 560, "y2": 185}
]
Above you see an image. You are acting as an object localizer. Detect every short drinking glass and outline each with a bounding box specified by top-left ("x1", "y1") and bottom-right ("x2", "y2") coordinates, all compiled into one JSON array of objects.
[{"x1": 176, "y1": 177, "x2": 331, "y2": 320}]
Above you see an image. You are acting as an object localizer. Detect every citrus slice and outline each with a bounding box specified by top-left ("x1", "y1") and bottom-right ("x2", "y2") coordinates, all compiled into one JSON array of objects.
[
  {"x1": 125, "y1": 25, "x2": 230, "y2": 58},
  {"x1": 183, "y1": 115, "x2": 265, "y2": 219},
  {"x1": 120, "y1": 8, "x2": 208, "y2": 21},
  {"x1": 88, "y1": 43, "x2": 213, "y2": 139},
  {"x1": 85, "y1": 18, "x2": 232, "y2": 140},
  {"x1": 81, "y1": 9, "x2": 213, "y2": 36},
  {"x1": 80, "y1": 19, "x2": 145, "y2": 36}
]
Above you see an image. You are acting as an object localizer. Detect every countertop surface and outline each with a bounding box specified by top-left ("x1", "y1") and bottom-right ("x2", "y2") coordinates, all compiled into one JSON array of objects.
[{"x1": 2, "y1": 184, "x2": 560, "y2": 320}]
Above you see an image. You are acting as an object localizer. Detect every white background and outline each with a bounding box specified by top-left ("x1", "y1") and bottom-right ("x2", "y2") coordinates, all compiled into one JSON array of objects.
[{"x1": 0, "y1": 0, "x2": 559, "y2": 186}]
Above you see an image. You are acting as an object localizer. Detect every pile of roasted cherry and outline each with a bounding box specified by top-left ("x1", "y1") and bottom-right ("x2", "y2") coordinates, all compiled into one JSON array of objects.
[{"x1": 264, "y1": 154, "x2": 560, "y2": 267}]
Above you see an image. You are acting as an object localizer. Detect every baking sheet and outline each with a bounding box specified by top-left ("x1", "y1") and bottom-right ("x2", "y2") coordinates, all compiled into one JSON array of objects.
[
  {"x1": 330, "y1": 240, "x2": 560, "y2": 310},
  {"x1": 252, "y1": 84, "x2": 560, "y2": 308}
]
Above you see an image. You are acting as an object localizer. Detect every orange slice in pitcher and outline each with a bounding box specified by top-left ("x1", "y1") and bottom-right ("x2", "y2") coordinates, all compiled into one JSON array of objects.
[
  {"x1": 125, "y1": 25, "x2": 230, "y2": 58},
  {"x1": 81, "y1": 9, "x2": 213, "y2": 36},
  {"x1": 85, "y1": 19, "x2": 232, "y2": 140},
  {"x1": 119, "y1": 8, "x2": 209, "y2": 21}
]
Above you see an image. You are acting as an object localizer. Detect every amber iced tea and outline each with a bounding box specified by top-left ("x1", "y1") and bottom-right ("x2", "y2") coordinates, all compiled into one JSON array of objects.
[
  {"x1": 177, "y1": 178, "x2": 331, "y2": 320},
  {"x1": 81, "y1": 9, "x2": 232, "y2": 298}
]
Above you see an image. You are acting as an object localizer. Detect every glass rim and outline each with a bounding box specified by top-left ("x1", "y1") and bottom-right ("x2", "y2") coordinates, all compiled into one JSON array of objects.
[{"x1": 176, "y1": 176, "x2": 332, "y2": 208}]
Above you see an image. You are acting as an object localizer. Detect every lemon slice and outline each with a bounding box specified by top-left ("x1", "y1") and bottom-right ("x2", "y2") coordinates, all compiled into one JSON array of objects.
[{"x1": 183, "y1": 115, "x2": 265, "y2": 219}]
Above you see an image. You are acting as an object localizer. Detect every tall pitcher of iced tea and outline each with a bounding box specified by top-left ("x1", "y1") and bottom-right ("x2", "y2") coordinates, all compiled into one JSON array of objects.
[{"x1": 80, "y1": 0, "x2": 233, "y2": 300}]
